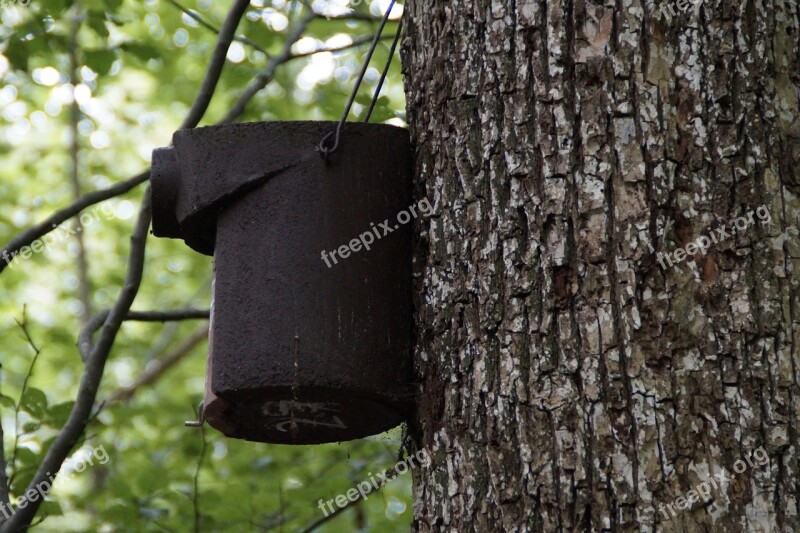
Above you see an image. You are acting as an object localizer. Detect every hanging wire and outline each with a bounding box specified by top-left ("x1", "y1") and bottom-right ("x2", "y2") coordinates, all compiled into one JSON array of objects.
[
  {"x1": 362, "y1": 18, "x2": 403, "y2": 123},
  {"x1": 317, "y1": 0, "x2": 401, "y2": 159}
]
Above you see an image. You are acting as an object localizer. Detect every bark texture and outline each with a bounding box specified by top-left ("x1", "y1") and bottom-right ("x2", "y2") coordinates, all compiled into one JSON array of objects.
[{"x1": 403, "y1": 0, "x2": 800, "y2": 531}]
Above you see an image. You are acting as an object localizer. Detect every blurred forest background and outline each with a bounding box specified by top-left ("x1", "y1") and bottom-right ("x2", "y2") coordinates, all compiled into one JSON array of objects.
[{"x1": 0, "y1": 0, "x2": 409, "y2": 531}]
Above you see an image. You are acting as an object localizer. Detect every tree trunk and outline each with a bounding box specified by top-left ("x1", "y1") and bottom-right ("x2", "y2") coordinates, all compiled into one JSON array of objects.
[{"x1": 403, "y1": 0, "x2": 800, "y2": 531}]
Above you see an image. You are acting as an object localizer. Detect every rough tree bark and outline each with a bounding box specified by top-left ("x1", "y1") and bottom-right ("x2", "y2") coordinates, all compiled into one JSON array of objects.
[{"x1": 404, "y1": 0, "x2": 800, "y2": 531}]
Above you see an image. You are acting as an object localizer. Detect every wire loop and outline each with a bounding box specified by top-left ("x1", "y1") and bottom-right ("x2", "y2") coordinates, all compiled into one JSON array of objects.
[{"x1": 317, "y1": 0, "x2": 401, "y2": 159}]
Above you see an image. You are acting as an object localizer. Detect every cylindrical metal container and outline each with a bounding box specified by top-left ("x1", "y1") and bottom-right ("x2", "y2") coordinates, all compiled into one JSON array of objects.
[{"x1": 151, "y1": 121, "x2": 413, "y2": 444}]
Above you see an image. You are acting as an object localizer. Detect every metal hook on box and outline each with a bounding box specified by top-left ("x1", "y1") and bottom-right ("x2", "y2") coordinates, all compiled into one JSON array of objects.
[
  {"x1": 185, "y1": 401, "x2": 205, "y2": 428},
  {"x1": 316, "y1": 0, "x2": 402, "y2": 159}
]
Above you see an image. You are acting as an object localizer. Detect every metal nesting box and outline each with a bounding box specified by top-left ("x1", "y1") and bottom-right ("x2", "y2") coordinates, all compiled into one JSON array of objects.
[{"x1": 151, "y1": 121, "x2": 413, "y2": 444}]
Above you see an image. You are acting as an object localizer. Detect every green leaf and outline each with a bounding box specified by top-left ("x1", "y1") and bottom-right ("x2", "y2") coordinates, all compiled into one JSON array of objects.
[
  {"x1": 3, "y1": 40, "x2": 29, "y2": 72},
  {"x1": 122, "y1": 42, "x2": 160, "y2": 62},
  {"x1": 14, "y1": 446, "x2": 37, "y2": 467},
  {"x1": 100, "y1": 502, "x2": 138, "y2": 522},
  {"x1": 355, "y1": 92, "x2": 375, "y2": 107},
  {"x1": 20, "y1": 387, "x2": 47, "y2": 418},
  {"x1": 22, "y1": 421, "x2": 40, "y2": 433},
  {"x1": 369, "y1": 96, "x2": 395, "y2": 123},
  {"x1": 44, "y1": 0, "x2": 74, "y2": 17},
  {"x1": 46, "y1": 401, "x2": 74, "y2": 427},
  {"x1": 0, "y1": 394, "x2": 15, "y2": 409},
  {"x1": 81, "y1": 0, "x2": 106, "y2": 10},
  {"x1": 86, "y1": 10, "x2": 109, "y2": 39},
  {"x1": 39, "y1": 501, "x2": 64, "y2": 517},
  {"x1": 85, "y1": 48, "x2": 116, "y2": 75},
  {"x1": 139, "y1": 505, "x2": 169, "y2": 520}
]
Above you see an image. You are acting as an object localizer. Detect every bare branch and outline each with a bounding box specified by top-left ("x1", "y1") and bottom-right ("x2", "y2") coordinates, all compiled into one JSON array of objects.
[
  {"x1": 0, "y1": 373, "x2": 9, "y2": 513},
  {"x1": 0, "y1": 169, "x2": 149, "y2": 276},
  {"x1": 316, "y1": 11, "x2": 391, "y2": 22},
  {"x1": 288, "y1": 33, "x2": 392, "y2": 59},
  {"x1": 221, "y1": 10, "x2": 316, "y2": 124},
  {"x1": 300, "y1": 461, "x2": 408, "y2": 533},
  {"x1": 134, "y1": 275, "x2": 211, "y2": 362},
  {"x1": 181, "y1": 0, "x2": 251, "y2": 130},
  {"x1": 165, "y1": 0, "x2": 269, "y2": 57},
  {"x1": 192, "y1": 420, "x2": 207, "y2": 533},
  {"x1": 9, "y1": 310, "x2": 43, "y2": 483},
  {"x1": 78, "y1": 309, "x2": 210, "y2": 362},
  {"x1": 123, "y1": 309, "x2": 211, "y2": 322},
  {"x1": 105, "y1": 325, "x2": 208, "y2": 404},
  {"x1": 68, "y1": 9, "x2": 93, "y2": 325},
  {"x1": 298, "y1": 491, "x2": 366, "y2": 533}
]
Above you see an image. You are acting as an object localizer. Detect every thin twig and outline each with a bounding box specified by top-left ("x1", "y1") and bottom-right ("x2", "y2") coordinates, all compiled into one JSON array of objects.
[
  {"x1": 165, "y1": 0, "x2": 269, "y2": 56},
  {"x1": 221, "y1": 10, "x2": 316, "y2": 123},
  {"x1": 105, "y1": 325, "x2": 208, "y2": 404},
  {"x1": 123, "y1": 309, "x2": 210, "y2": 322},
  {"x1": 181, "y1": 0, "x2": 251, "y2": 129},
  {"x1": 68, "y1": 8, "x2": 93, "y2": 325},
  {"x1": 131, "y1": 276, "x2": 211, "y2": 365},
  {"x1": 192, "y1": 420, "x2": 207, "y2": 533},
  {"x1": 9, "y1": 310, "x2": 43, "y2": 479},
  {"x1": 77, "y1": 309, "x2": 210, "y2": 362},
  {"x1": 299, "y1": 462, "x2": 404, "y2": 533},
  {"x1": 288, "y1": 34, "x2": 391, "y2": 59},
  {"x1": 298, "y1": 493, "x2": 366, "y2": 533},
  {"x1": 316, "y1": 11, "x2": 395, "y2": 22},
  {"x1": 0, "y1": 372, "x2": 9, "y2": 513},
  {"x1": 0, "y1": 169, "x2": 149, "y2": 275}
]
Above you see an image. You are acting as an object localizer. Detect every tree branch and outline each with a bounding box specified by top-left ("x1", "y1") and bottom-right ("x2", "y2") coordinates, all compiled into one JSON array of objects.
[
  {"x1": 192, "y1": 421, "x2": 207, "y2": 533},
  {"x1": 0, "y1": 377, "x2": 9, "y2": 513},
  {"x1": 165, "y1": 0, "x2": 269, "y2": 56},
  {"x1": 123, "y1": 309, "x2": 210, "y2": 322},
  {"x1": 105, "y1": 325, "x2": 208, "y2": 404},
  {"x1": 9, "y1": 312, "x2": 43, "y2": 484},
  {"x1": 298, "y1": 493, "x2": 366, "y2": 533},
  {"x1": 288, "y1": 33, "x2": 392, "y2": 59},
  {"x1": 316, "y1": 11, "x2": 392, "y2": 22},
  {"x1": 221, "y1": 10, "x2": 316, "y2": 123},
  {"x1": 0, "y1": 170, "x2": 149, "y2": 276},
  {"x1": 180, "y1": 0, "x2": 252, "y2": 130},
  {"x1": 300, "y1": 458, "x2": 408, "y2": 533},
  {"x1": 68, "y1": 8, "x2": 93, "y2": 325},
  {"x1": 77, "y1": 309, "x2": 209, "y2": 362},
  {"x1": 134, "y1": 275, "x2": 211, "y2": 362},
  {"x1": 0, "y1": 423, "x2": 6, "y2": 516}
]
